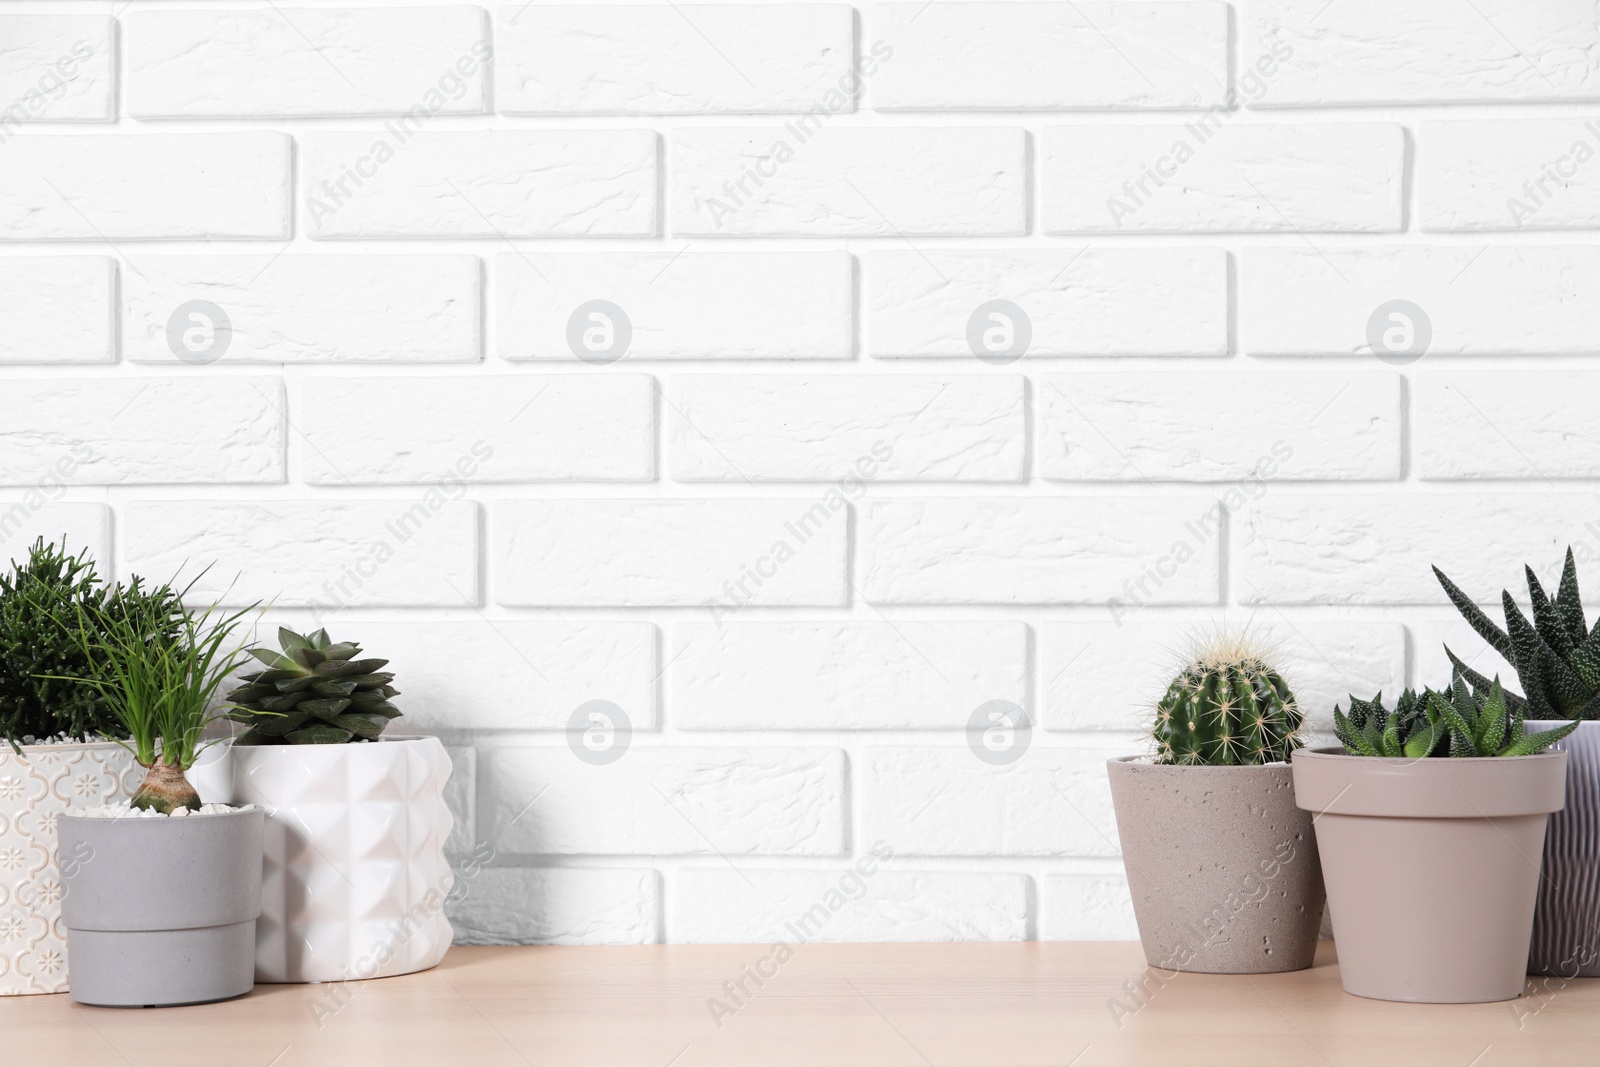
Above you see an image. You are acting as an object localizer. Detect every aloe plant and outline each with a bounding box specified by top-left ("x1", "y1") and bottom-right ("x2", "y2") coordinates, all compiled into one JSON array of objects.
[
  {"x1": 1434, "y1": 548, "x2": 1600, "y2": 720},
  {"x1": 1151, "y1": 637, "x2": 1302, "y2": 765},
  {"x1": 1335, "y1": 670, "x2": 1577, "y2": 758}
]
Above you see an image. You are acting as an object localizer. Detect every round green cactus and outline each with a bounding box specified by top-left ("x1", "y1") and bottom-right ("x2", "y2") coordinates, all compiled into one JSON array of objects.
[{"x1": 1152, "y1": 640, "x2": 1302, "y2": 766}]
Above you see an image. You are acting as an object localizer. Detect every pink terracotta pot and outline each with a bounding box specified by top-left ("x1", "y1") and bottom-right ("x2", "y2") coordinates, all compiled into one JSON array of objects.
[{"x1": 1293, "y1": 747, "x2": 1567, "y2": 1003}]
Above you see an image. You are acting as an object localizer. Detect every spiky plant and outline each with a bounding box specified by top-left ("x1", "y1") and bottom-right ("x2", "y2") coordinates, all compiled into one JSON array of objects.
[
  {"x1": 1151, "y1": 637, "x2": 1302, "y2": 765},
  {"x1": 1435, "y1": 548, "x2": 1600, "y2": 720},
  {"x1": 1335, "y1": 670, "x2": 1578, "y2": 758},
  {"x1": 225, "y1": 627, "x2": 401, "y2": 745}
]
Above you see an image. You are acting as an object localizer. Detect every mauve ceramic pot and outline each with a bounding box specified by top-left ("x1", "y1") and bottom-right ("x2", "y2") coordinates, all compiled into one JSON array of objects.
[
  {"x1": 1107, "y1": 757, "x2": 1324, "y2": 974},
  {"x1": 1526, "y1": 720, "x2": 1600, "y2": 977},
  {"x1": 58, "y1": 807, "x2": 264, "y2": 1007},
  {"x1": 1294, "y1": 747, "x2": 1566, "y2": 1003}
]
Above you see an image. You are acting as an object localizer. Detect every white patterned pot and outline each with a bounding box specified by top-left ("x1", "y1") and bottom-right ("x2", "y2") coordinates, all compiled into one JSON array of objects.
[
  {"x1": 0, "y1": 741, "x2": 138, "y2": 996},
  {"x1": 190, "y1": 736, "x2": 454, "y2": 984}
]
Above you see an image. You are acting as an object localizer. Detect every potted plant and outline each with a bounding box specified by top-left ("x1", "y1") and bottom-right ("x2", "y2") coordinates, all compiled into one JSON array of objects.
[
  {"x1": 0, "y1": 540, "x2": 175, "y2": 996},
  {"x1": 1297, "y1": 672, "x2": 1575, "y2": 1003},
  {"x1": 1107, "y1": 636, "x2": 1325, "y2": 974},
  {"x1": 52, "y1": 572, "x2": 265, "y2": 1007},
  {"x1": 190, "y1": 627, "x2": 454, "y2": 984},
  {"x1": 1434, "y1": 549, "x2": 1600, "y2": 977}
]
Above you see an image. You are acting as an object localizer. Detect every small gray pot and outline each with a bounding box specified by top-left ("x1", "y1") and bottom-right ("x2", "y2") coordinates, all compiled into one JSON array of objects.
[
  {"x1": 1107, "y1": 757, "x2": 1324, "y2": 974},
  {"x1": 58, "y1": 807, "x2": 264, "y2": 1007},
  {"x1": 1527, "y1": 720, "x2": 1600, "y2": 977}
]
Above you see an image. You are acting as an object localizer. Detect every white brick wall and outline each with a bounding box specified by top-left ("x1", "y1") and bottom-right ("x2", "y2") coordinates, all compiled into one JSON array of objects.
[{"x1": 3, "y1": 0, "x2": 1586, "y2": 948}]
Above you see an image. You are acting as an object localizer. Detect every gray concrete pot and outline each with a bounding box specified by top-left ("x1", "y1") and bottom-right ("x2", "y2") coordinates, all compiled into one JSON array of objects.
[
  {"x1": 1106, "y1": 756, "x2": 1324, "y2": 974},
  {"x1": 1527, "y1": 720, "x2": 1600, "y2": 977},
  {"x1": 1294, "y1": 747, "x2": 1566, "y2": 1003},
  {"x1": 57, "y1": 807, "x2": 264, "y2": 1007}
]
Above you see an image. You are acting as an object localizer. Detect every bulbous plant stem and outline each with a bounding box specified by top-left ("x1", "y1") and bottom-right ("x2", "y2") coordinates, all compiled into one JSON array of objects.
[{"x1": 131, "y1": 758, "x2": 201, "y2": 813}]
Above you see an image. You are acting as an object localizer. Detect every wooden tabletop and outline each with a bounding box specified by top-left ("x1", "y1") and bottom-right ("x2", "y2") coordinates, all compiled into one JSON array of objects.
[{"x1": 5, "y1": 941, "x2": 1595, "y2": 1066}]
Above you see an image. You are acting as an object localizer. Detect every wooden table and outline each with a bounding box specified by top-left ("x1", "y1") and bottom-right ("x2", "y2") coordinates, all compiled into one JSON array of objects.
[{"x1": 5, "y1": 942, "x2": 1594, "y2": 1066}]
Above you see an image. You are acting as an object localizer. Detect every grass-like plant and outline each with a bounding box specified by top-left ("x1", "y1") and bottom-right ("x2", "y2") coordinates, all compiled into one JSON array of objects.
[
  {"x1": 42, "y1": 571, "x2": 259, "y2": 813},
  {"x1": 1335, "y1": 670, "x2": 1579, "y2": 758},
  {"x1": 0, "y1": 539, "x2": 182, "y2": 752}
]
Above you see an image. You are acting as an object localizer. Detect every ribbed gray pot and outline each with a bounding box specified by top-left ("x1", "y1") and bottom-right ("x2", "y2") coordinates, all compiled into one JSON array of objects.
[
  {"x1": 1106, "y1": 757, "x2": 1324, "y2": 974},
  {"x1": 58, "y1": 808, "x2": 264, "y2": 1007},
  {"x1": 1528, "y1": 720, "x2": 1600, "y2": 977}
]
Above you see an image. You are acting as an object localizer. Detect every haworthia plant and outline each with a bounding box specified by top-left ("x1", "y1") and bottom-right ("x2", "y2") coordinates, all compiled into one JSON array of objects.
[
  {"x1": 1434, "y1": 548, "x2": 1600, "y2": 720},
  {"x1": 225, "y1": 627, "x2": 401, "y2": 744},
  {"x1": 1335, "y1": 670, "x2": 1578, "y2": 758},
  {"x1": 1151, "y1": 637, "x2": 1302, "y2": 766}
]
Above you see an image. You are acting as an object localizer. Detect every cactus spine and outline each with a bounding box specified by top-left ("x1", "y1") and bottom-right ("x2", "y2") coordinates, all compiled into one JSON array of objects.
[{"x1": 1152, "y1": 639, "x2": 1301, "y2": 766}]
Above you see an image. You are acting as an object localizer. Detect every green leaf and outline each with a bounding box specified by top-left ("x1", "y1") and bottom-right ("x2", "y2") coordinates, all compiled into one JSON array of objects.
[
  {"x1": 250, "y1": 648, "x2": 297, "y2": 671},
  {"x1": 1478, "y1": 678, "x2": 1509, "y2": 754},
  {"x1": 1432, "y1": 691, "x2": 1481, "y2": 757},
  {"x1": 1528, "y1": 567, "x2": 1575, "y2": 657},
  {"x1": 1500, "y1": 719, "x2": 1580, "y2": 756},
  {"x1": 1434, "y1": 565, "x2": 1513, "y2": 658},
  {"x1": 285, "y1": 723, "x2": 353, "y2": 744},
  {"x1": 1556, "y1": 548, "x2": 1588, "y2": 643},
  {"x1": 297, "y1": 697, "x2": 351, "y2": 721}
]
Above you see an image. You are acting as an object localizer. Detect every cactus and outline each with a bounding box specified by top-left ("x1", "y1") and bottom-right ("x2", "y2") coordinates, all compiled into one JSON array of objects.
[
  {"x1": 225, "y1": 627, "x2": 401, "y2": 744},
  {"x1": 1435, "y1": 548, "x2": 1600, "y2": 720},
  {"x1": 1151, "y1": 638, "x2": 1302, "y2": 766},
  {"x1": 1335, "y1": 670, "x2": 1578, "y2": 759}
]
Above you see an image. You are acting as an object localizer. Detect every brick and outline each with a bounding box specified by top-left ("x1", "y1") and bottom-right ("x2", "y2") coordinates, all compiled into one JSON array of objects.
[
  {"x1": 673, "y1": 866, "x2": 1028, "y2": 942},
  {"x1": 1235, "y1": 495, "x2": 1595, "y2": 605},
  {"x1": 0, "y1": 257, "x2": 113, "y2": 364},
  {"x1": 1042, "y1": 123, "x2": 1403, "y2": 233},
  {"x1": 0, "y1": 134, "x2": 290, "y2": 240},
  {"x1": 0, "y1": 378, "x2": 284, "y2": 485},
  {"x1": 301, "y1": 375, "x2": 654, "y2": 484},
  {"x1": 1040, "y1": 873, "x2": 1138, "y2": 940},
  {"x1": 1240, "y1": 246, "x2": 1600, "y2": 357},
  {"x1": 1243, "y1": 1, "x2": 1600, "y2": 106},
  {"x1": 448, "y1": 867, "x2": 659, "y2": 945},
  {"x1": 0, "y1": 15, "x2": 113, "y2": 122},
  {"x1": 1040, "y1": 621, "x2": 1407, "y2": 736},
  {"x1": 128, "y1": 7, "x2": 488, "y2": 117},
  {"x1": 865, "y1": 248, "x2": 1227, "y2": 358},
  {"x1": 496, "y1": 4, "x2": 853, "y2": 114},
  {"x1": 863, "y1": 745, "x2": 1126, "y2": 856},
  {"x1": 304, "y1": 131, "x2": 657, "y2": 238},
  {"x1": 1421, "y1": 119, "x2": 1600, "y2": 231},
  {"x1": 1416, "y1": 371, "x2": 1600, "y2": 479},
  {"x1": 123, "y1": 255, "x2": 479, "y2": 364},
  {"x1": 670, "y1": 622, "x2": 1027, "y2": 730},
  {"x1": 495, "y1": 499, "x2": 848, "y2": 608},
  {"x1": 672, "y1": 126, "x2": 1026, "y2": 236},
  {"x1": 859, "y1": 497, "x2": 1222, "y2": 604},
  {"x1": 0, "y1": 503, "x2": 107, "y2": 573},
  {"x1": 668, "y1": 374, "x2": 1024, "y2": 482},
  {"x1": 488, "y1": 746, "x2": 844, "y2": 855},
  {"x1": 1039, "y1": 371, "x2": 1401, "y2": 481},
  {"x1": 309, "y1": 621, "x2": 658, "y2": 732},
  {"x1": 122, "y1": 500, "x2": 478, "y2": 608},
  {"x1": 871, "y1": 1, "x2": 1226, "y2": 110},
  {"x1": 497, "y1": 251, "x2": 851, "y2": 362}
]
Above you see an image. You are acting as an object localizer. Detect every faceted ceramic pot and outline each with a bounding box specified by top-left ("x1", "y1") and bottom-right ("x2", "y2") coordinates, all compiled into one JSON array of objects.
[
  {"x1": 0, "y1": 742, "x2": 138, "y2": 995},
  {"x1": 1107, "y1": 757, "x2": 1324, "y2": 974},
  {"x1": 1526, "y1": 720, "x2": 1600, "y2": 977},
  {"x1": 58, "y1": 807, "x2": 264, "y2": 1007},
  {"x1": 190, "y1": 736, "x2": 454, "y2": 983},
  {"x1": 1294, "y1": 747, "x2": 1566, "y2": 1003}
]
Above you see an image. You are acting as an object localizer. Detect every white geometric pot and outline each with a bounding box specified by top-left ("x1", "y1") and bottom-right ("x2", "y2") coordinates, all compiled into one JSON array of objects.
[
  {"x1": 0, "y1": 741, "x2": 138, "y2": 995},
  {"x1": 191, "y1": 736, "x2": 454, "y2": 984}
]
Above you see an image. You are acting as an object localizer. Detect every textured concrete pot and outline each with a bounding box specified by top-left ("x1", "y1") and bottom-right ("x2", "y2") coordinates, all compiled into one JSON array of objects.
[
  {"x1": 190, "y1": 736, "x2": 454, "y2": 983},
  {"x1": 1106, "y1": 757, "x2": 1324, "y2": 974},
  {"x1": 0, "y1": 741, "x2": 139, "y2": 995},
  {"x1": 58, "y1": 807, "x2": 264, "y2": 1007},
  {"x1": 1294, "y1": 747, "x2": 1566, "y2": 1003},
  {"x1": 1526, "y1": 720, "x2": 1600, "y2": 977}
]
